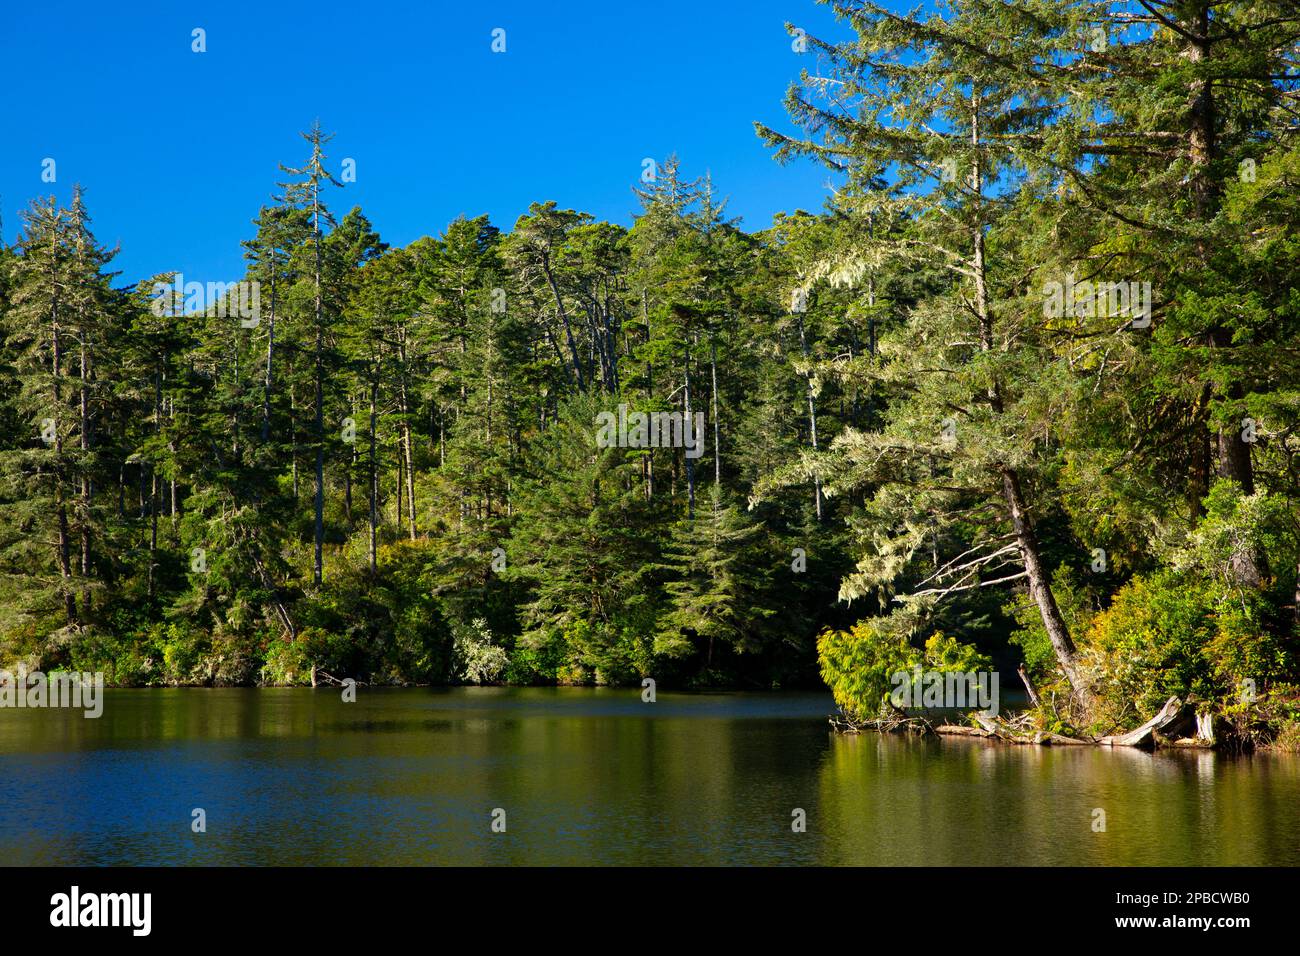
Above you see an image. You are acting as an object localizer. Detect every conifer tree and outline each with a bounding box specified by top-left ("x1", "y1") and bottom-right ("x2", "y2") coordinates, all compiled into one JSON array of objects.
[
  {"x1": 279, "y1": 122, "x2": 344, "y2": 584},
  {"x1": 757, "y1": 0, "x2": 1098, "y2": 704}
]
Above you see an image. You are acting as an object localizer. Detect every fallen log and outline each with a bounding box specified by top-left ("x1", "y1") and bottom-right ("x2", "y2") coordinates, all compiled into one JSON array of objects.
[
  {"x1": 974, "y1": 712, "x2": 1001, "y2": 735},
  {"x1": 840, "y1": 698, "x2": 1186, "y2": 750},
  {"x1": 935, "y1": 724, "x2": 995, "y2": 738},
  {"x1": 1097, "y1": 696, "x2": 1191, "y2": 749},
  {"x1": 1042, "y1": 732, "x2": 1091, "y2": 745}
]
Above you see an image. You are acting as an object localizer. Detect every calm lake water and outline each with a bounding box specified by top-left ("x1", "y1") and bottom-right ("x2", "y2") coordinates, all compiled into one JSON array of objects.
[{"x1": 1, "y1": 687, "x2": 1297, "y2": 865}]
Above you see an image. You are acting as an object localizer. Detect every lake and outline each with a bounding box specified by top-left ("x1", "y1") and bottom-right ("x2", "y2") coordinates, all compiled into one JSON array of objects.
[{"x1": 2, "y1": 687, "x2": 1297, "y2": 865}]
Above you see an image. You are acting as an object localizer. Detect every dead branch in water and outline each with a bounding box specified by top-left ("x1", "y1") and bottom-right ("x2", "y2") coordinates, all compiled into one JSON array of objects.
[{"x1": 829, "y1": 711, "x2": 936, "y2": 736}]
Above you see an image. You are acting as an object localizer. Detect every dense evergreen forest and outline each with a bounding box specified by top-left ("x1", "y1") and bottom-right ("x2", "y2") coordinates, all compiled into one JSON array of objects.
[{"x1": 3, "y1": 1, "x2": 1299, "y2": 744}]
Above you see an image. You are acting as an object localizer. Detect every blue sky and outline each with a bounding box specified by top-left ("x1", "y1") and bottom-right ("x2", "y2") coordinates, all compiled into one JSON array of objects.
[{"x1": 0, "y1": 0, "x2": 852, "y2": 287}]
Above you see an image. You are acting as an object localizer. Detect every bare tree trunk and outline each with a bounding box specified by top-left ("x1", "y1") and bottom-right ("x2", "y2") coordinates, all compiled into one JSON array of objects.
[
  {"x1": 290, "y1": 382, "x2": 299, "y2": 502},
  {"x1": 541, "y1": 251, "x2": 586, "y2": 390},
  {"x1": 797, "y1": 316, "x2": 822, "y2": 520},
  {"x1": 149, "y1": 471, "x2": 159, "y2": 599},
  {"x1": 79, "y1": 336, "x2": 91, "y2": 612},
  {"x1": 312, "y1": 185, "x2": 325, "y2": 585},
  {"x1": 52, "y1": 317, "x2": 76, "y2": 624},
  {"x1": 969, "y1": 92, "x2": 1086, "y2": 703},
  {"x1": 262, "y1": 250, "x2": 276, "y2": 443},
  {"x1": 1294, "y1": 561, "x2": 1300, "y2": 629},
  {"x1": 344, "y1": 441, "x2": 353, "y2": 526},
  {"x1": 710, "y1": 338, "x2": 721, "y2": 488},
  {"x1": 684, "y1": 345, "x2": 695, "y2": 519},
  {"x1": 1189, "y1": 382, "x2": 1212, "y2": 519},
  {"x1": 1002, "y1": 468, "x2": 1084, "y2": 692},
  {"x1": 1018, "y1": 664, "x2": 1042, "y2": 708},
  {"x1": 644, "y1": 292, "x2": 654, "y2": 500},
  {"x1": 396, "y1": 448, "x2": 405, "y2": 535},
  {"x1": 56, "y1": 488, "x2": 76, "y2": 624},
  {"x1": 398, "y1": 359, "x2": 416, "y2": 540},
  {"x1": 369, "y1": 377, "x2": 378, "y2": 574},
  {"x1": 168, "y1": 390, "x2": 178, "y2": 543}
]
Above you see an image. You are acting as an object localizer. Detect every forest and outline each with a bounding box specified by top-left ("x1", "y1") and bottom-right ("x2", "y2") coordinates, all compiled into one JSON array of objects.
[{"x1": 2, "y1": 1, "x2": 1299, "y2": 746}]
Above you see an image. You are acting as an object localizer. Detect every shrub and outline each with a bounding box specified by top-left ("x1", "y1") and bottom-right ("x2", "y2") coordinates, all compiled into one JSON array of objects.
[
  {"x1": 504, "y1": 629, "x2": 566, "y2": 684},
  {"x1": 818, "y1": 616, "x2": 989, "y2": 722},
  {"x1": 452, "y1": 618, "x2": 509, "y2": 685},
  {"x1": 1078, "y1": 565, "x2": 1297, "y2": 733},
  {"x1": 156, "y1": 623, "x2": 207, "y2": 685},
  {"x1": 1077, "y1": 571, "x2": 1215, "y2": 730},
  {"x1": 1205, "y1": 595, "x2": 1293, "y2": 693}
]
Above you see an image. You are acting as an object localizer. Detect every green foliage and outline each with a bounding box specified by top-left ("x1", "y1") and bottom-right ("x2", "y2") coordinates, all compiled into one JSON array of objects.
[
  {"x1": 818, "y1": 615, "x2": 990, "y2": 722},
  {"x1": 452, "y1": 618, "x2": 509, "y2": 685},
  {"x1": 923, "y1": 632, "x2": 993, "y2": 675},
  {"x1": 293, "y1": 541, "x2": 455, "y2": 684},
  {"x1": 818, "y1": 620, "x2": 915, "y2": 722},
  {"x1": 1078, "y1": 572, "x2": 1217, "y2": 730},
  {"x1": 3, "y1": 4, "x2": 1300, "y2": 724},
  {"x1": 1078, "y1": 568, "x2": 1296, "y2": 733}
]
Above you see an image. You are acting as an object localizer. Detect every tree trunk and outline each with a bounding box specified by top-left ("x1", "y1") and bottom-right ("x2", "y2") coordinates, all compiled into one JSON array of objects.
[
  {"x1": 369, "y1": 378, "x2": 378, "y2": 574},
  {"x1": 1002, "y1": 468, "x2": 1084, "y2": 694},
  {"x1": 1183, "y1": 5, "x2": 1263, "y2": 586},
  {"x1": 398, "y1": 362, "x2": 416, "y2": 540},
  {"x1": 1017, "y1": 664, "x2": 1041, "y2": 708},
  {"x1": 149, "y1": 471, "x2": 159, "y2": 599},
  {"x1": 312, "y1": 185, "x2": 325, "y2": 585},
  {"x1": 969, "y1": 92, "x2": 1087, "y2": 704},
  {"x1": 79, "y1": 336, "x2": 91, "y2": 612},
  {"x1": 1293, "y1": 561, "x2": 1300, "y2": 629},
  {"x1": 645, "y1": 293, "x2": 655, "y2": 500},
  {"x1": 684, "y1": 347, "x2": 695, "y2": 519},
  {"x1": 541, "y1": 251, "x2": 586, "y2": 390},
  {"x1": 797, "y1": 316, "x2": 822, "y2": 520},
  {"x1": 49, "y1": 314, "x2": 77, "y2": 625},
  {"x1": 263, "y1": 249, "x2": 276, "y2": 443},
  {"x1": 1189, "y1": 382, "x2": 1212, "y2": 519},
  {"x1": 710, "y1": 338, "x2": 721, "y2": 487}
]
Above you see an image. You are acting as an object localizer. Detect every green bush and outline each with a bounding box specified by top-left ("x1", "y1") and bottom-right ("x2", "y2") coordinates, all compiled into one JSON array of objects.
[
  {"x1": 260, "y1": 634, "x2": 313, "y2": 686},
  {"x1": 452, "y1": 618, "x2": 509, "y2": 685},
  {"x1": 156, "y1": 623, "x2": 207, "y2": 685},
  {"x1": 1205, "y1": 596, "x2": 1293, "y2": 693},
  {"x1": 67, "y1": 627, "x2": 153, "y2": 685},
  {"x1": 1078, "y1": 566, "x2": 1297, "y2": 733},
  {"x1": 818, "y1": 617, "x2": 990, "y2": 722},
  {"x1": 291, "y1": 541, "x2": 456, "y2": 684},
  {"x1": 1077, "y1": 571, "x2": 1215, "y2": 730},
  {"x1": 504, "y1": 629, "x2": 566, "y2": 684}
]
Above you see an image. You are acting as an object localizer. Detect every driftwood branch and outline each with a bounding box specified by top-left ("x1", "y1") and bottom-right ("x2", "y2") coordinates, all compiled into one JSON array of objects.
[{"x1": 1017, "y1": 664, "x2": 1041, "y2": 708}]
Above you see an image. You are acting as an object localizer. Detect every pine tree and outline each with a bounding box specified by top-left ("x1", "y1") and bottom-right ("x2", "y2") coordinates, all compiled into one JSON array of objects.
[
  {"x1": 757, "y1": 0, "x2": 1098, "y2": 704},
  {"x1": 279, "y1": 122, "x2": 344, "y2": 584},
  {"x1": 1, "y1": 198, "x2": 79, "y2": 625}
]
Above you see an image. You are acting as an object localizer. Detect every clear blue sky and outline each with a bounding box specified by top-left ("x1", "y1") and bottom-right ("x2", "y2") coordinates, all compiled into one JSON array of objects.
[{"x1": 0, "y1": 0, "x2": 854, "y2": 287}]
